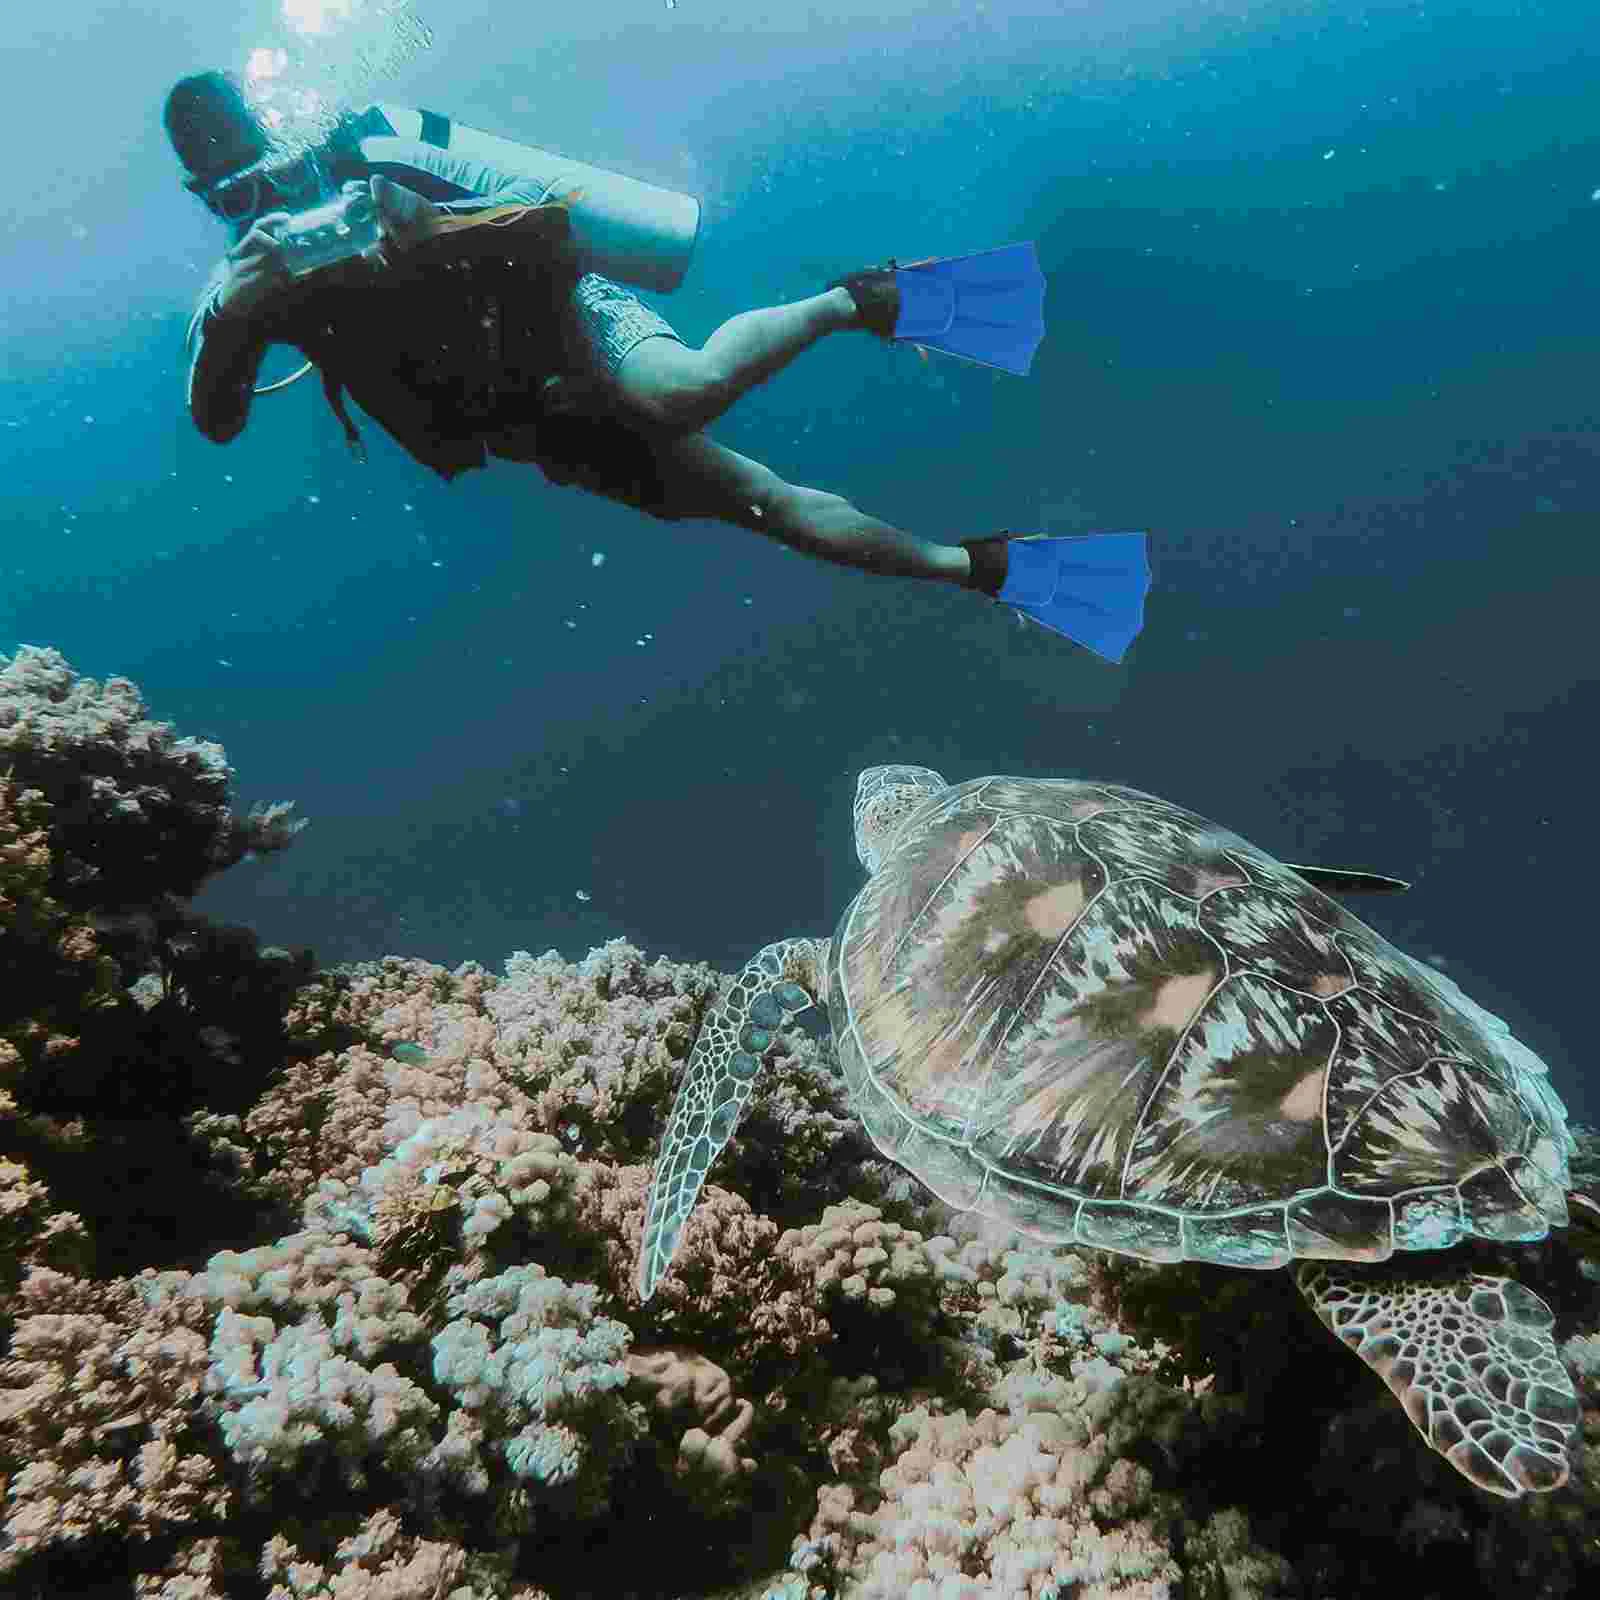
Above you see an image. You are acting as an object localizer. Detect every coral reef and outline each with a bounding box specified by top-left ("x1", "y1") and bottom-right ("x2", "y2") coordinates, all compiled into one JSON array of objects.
[
  {"x1": 0, "y1": 1267, "x2": 228, "y2": 1574},
  {"x1": 1, "y1": 646, "x2": 1597, "y2": 1599},
  {"x1": 0, "y1": 644, "x2": 304, "y2": 911},
  {"x1": 800, "y1": 1369, "x2": 1191, "y2": 1599},
  {"x1": 624, "y1": 1344, "x2": 758, "y2": 1500},
  {"x1": 0, "y1": 651, "x2": 313, "y2": 1312}
]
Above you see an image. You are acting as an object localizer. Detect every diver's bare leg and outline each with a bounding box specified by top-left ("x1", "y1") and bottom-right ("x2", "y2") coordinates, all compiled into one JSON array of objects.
[
  {"x1": 382, "y1": 180, "x2": 859, "y2": 431},
  {"x1": 604, "y1": 289, "x2": 862, "y2": 432},
  {"x1": 756, "y1": 482, "x2": 973, "y2": 582},
  {"x1": 654, "y1": 433, "x2": 972, "y2": 585}
]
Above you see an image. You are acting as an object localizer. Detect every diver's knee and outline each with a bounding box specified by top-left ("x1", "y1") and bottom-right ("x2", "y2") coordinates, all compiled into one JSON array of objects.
[
  {"x1": 618, "y1": 343, "x2": 730, "y2": 431},
  {"x1": 657, "y1": 369, "x2": 734, "y2": 431}
]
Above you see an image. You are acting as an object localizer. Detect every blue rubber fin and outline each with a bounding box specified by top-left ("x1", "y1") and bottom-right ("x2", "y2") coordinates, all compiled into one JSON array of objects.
[
  {"x1": 893, "y1": 242, "x2": 1046, "y2": 376},
  {"x1": 998, "y1": 532, "x2": 1151, "y2": 663}
]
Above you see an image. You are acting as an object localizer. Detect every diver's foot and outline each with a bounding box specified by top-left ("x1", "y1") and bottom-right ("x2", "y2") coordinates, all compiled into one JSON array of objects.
[
  {"x1": 960, "y1": 533, "x2": 1012, "y2": 596},
  {"x1": 830, "y1": 267, "x2": 900, "y2": 338}
]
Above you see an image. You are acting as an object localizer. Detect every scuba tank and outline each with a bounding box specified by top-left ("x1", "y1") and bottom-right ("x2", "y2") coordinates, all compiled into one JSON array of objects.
[{"x1": 362, "y1": 104, "x2": 700, "y2": 294}]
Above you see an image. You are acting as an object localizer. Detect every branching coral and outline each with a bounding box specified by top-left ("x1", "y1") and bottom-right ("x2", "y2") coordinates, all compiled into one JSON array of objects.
[
  {"x1": 1, "y1": 777, "x2": 113, "y2": 1312},
  {"x1": 424, "y1": 1262, "x2": 641, "y2": 1526},
  {"x1": 0, "y1": 1153, "x2": 90, "y2": 1315},
  {"x1": 575, "y1": 1161, "x2": 834, "y2": 1378},
  {"x1": 793, "y1": 1363, "x2": 1301, "y2": 1600},
  {"x1": 800, "y1": 1367, "x2": 1185, "y2": 1600},
  {"x1": 0, "y1": 1267, "x2": 229, "y2": 1578},
  {"x1": 0, "y1": 654, "x2": 310, "y2": 1302},
  {"x1": 625, "y1": 1344, "x2": 758, "y2": 1507},
  {"x1": 259, "y1": 1509, "x2": 529, "y2": 1600},
  {"x1": 0, "y1": 644, "x2": 303, "y2": 910},
  {"x1": 183, "y1": 1215, "x2": 646, "y2": 1536},
  {"x1": 302, "y1": 1103, "x2": 591, "y2": 1313},
  {"x1": 237, "y1": 947, "x2": 711, "y2": 1220},
  {"x1": 253, "y1": 942, "x2": 898, "y2": 1234},
  {"x1": 777, "y1": 1200, "x2": 938, "y2": 1314},
  {"x1": 130, "y1": 1534, "x2": 248, "y2": 1599},
  {"x1": 186, "y1": 1230, "x2": 439, "y2": 1495}
]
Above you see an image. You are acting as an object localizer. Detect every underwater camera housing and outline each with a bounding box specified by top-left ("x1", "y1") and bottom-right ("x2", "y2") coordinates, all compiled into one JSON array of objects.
[{"x1": 277, "y1": 180, "x2": 384, "y2": 277}]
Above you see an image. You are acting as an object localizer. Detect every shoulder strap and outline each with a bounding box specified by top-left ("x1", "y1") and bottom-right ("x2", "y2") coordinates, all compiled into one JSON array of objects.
[{"x1": 318, "y1": 366, "x2": 368, "y2": 463}]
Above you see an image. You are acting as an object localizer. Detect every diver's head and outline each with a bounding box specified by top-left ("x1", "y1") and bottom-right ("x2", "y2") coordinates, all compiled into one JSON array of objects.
[{"x1": 164, "y1": 70, "x2": 326, "y2": 230}]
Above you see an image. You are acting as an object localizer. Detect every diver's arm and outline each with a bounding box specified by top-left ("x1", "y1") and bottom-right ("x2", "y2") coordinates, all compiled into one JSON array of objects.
[
  {"x1": 447, "y1": 176, "x2": 547, "y2": 209},
  {"x1": 184, "y1": 213, "x2": 298, "y2": 443},
  {"x1": 186, "y1": 280, "x2": 272, "y2": 443},
  {"x1": 355, "y1": 102, "x2": 550, "y2": 211},
  {"x1": 364, "y1": 167, "x2": 545, "y2": 215}
]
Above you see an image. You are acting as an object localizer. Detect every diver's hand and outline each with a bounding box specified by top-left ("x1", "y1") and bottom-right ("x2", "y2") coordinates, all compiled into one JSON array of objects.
[{"x1": 212, "y1": 212, "x2": 295, "y2": 324}]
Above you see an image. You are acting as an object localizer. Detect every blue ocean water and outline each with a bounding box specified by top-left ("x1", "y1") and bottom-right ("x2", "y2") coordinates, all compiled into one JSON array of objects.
[{"x1": 2, "y1": 0, "x2": 1596, "y2": 1133}]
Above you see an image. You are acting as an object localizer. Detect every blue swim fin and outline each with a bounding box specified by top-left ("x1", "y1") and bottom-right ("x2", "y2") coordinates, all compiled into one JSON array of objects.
[
  {"x1": 966, "y1": 532, "x2": 1151, "y2": 662},
  {"x1": 893, "y1": 242, "x2": 1047, "y2": 376}
]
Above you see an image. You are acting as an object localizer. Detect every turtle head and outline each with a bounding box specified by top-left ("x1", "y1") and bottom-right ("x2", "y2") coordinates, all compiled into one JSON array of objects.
[{"x1": 853, "y1": 764, "x2": 946, "y2": 873}]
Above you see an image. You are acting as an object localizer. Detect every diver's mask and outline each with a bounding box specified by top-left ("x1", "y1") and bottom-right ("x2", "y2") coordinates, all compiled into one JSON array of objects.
[
  {"x1": 167, "y1": 69, "x2": 349, "y2": 235},
  {"x1": 187, "y1": 151, "x2": 330, "y2": 229}
]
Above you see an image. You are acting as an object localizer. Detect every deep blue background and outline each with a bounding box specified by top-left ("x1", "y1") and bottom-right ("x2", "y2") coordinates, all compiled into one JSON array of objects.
[{"x1": 2, "y1": 1, "x2": 1595, "y2": 1126}]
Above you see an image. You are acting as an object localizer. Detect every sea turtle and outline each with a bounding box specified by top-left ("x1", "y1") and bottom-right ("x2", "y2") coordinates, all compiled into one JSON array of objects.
[{"x1": 639, "y1": 765, "x2": 1595, "y2": 1497}]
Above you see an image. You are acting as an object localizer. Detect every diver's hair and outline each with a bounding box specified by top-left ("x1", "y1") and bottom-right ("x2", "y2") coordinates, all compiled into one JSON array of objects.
[{"x1": 165, "y1": 70, "x2": 270, "y2": 183}]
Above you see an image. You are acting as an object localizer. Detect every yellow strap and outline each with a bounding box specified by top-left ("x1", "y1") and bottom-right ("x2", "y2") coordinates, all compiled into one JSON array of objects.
[{"x1": 411, "y1": 196, "x2": 576, "y2": 240}]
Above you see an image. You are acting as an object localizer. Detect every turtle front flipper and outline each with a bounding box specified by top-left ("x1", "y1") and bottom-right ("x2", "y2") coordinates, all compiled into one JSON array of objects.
[
  {"x1": 637, "y1": 938, "x2": 825, "y2": 1301},
  {"x1": 1296, "y1": 1262, "x2": 1579, "y2": 1496},
  {"x1": 1283, "y1": 863, "x2": 1412, "y2": 895}
]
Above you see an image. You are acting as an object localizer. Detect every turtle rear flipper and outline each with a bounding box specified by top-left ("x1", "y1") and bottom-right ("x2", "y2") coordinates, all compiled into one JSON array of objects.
[{"x1": 1296, "y1": 1262, "x2": 1579, "y2": 1496}]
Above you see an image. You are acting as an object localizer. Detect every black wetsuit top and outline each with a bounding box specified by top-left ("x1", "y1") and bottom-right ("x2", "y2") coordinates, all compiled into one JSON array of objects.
[{"x1": 185, "y1": 106, "x2": 666, "y2": 504}]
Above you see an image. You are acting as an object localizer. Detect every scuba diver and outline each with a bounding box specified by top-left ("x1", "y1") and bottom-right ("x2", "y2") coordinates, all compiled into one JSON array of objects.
[{"x1": 166, "y1": 70, "x2": 1150, "y2": 661}]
